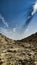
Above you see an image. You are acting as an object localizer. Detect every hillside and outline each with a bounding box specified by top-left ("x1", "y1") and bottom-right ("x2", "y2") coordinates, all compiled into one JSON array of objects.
[
  {"x1": 18, "y1": 32, "x2": 37, "y2": 42},
  {"x1": 0, "y1": 33, "x2": 37, "y2": 65}
]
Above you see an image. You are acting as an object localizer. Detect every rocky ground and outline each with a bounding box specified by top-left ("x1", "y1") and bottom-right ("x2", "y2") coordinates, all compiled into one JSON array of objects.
[{"x1": 0, "y1": 33, "x2": 37, "y2": 65}]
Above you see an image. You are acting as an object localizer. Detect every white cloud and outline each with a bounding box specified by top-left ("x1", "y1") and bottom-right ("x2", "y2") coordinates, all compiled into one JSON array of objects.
[
  {"x1": 0, "y1": 27, "x2": 18, "y2": 40},
  {"x1": 0, "y1": 1, "x2": 37, "y2": 40},
  {"x1": 0, "y1": 14, "x2": 8, "y2": 27},
  {"x1": 12, "y1": 28, "x2": 16, "y2": 33},
  {"x1": 0, "y1": 23, "x2": 37, "y2": 40},
  {"x1": 32, "y1": 1, "x2": 37, "y2": 15},
  {"x1": 0, "y1": 26, "x2": 30, "y2": 40}
]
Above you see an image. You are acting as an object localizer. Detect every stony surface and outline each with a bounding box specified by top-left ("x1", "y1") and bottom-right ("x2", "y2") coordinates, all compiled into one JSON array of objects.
[{"x1": 0, "y1": 33, "x2": 37, "y2": 65}]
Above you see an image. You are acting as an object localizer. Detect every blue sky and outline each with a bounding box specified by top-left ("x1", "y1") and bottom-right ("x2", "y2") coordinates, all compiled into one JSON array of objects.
[{"x1": 0, "y1": 0, "x2": 37, "y2": 40}]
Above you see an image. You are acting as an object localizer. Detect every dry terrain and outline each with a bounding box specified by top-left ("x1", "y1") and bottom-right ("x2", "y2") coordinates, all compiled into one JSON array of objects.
[{"x1": 0, "y1": 33, "x2": 37, "y2": 65}]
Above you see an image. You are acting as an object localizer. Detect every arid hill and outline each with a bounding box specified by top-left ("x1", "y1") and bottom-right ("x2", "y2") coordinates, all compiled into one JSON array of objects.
[
  {"x1": 0, "y1": 33, "x2": 37, "y2": 65},
  {"x1": 18, "y1": 32, "x2": 37, "y2": 42}
]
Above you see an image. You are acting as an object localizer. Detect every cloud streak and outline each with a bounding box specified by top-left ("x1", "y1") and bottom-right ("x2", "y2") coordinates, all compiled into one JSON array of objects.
[
  {"x1": 32, "y1": 1, "x2": 37, "y2": 15},
  {"x1": 23, "y1": 1, "x2": 37, "y2": 30},
  {"x1": 0, "y1": 14, "x2": 8, "y2": 27}
]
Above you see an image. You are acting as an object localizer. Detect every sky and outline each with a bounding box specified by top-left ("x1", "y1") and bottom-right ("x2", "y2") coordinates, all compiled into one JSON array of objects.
[{"x1": 0, "y1": 0, "x2": 37, "y2": 40}]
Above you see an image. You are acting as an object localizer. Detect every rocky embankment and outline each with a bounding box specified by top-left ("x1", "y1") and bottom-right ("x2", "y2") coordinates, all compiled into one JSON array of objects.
[{"x1": 0, "y1": 33, "x2": 37, "y2": 65}]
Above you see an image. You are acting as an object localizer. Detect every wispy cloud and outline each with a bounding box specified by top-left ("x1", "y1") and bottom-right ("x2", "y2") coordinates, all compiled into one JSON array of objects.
[
  {"x1": 32, "y1": 1, "x2": 37, "y2": 15},
  {"x1": 23, "y1": 1, "x2": 37, "y2": 31},
  {"x1": 0, "y1": 22, "x2": 37, "y2": 40},
  {"x1": 0, "y1": 14, "x2": 8, "y2": 27},
  {"x1": 12, "y1": 28, "x2": 16, "y2": 33},
  {"x1": 0, "y1": 27, "x2": 18, "y2": 40},
  {"x1": 0, "y1": 1, "x2": 37, "y2": 40}
]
